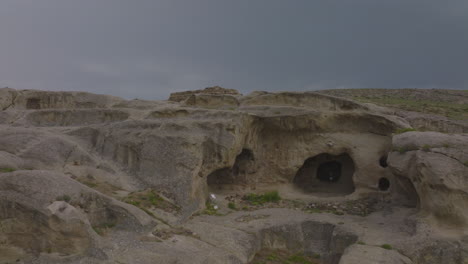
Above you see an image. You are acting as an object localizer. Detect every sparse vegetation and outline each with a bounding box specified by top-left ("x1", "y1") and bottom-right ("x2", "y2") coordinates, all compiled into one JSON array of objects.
[
  {"x1": 123, "y1": 189, "x2": 179, "y2": 213},
  {"x1": 422, "y1": 144, "x2": 431, "y2": 152},
  {"x1": 56, "y1": 195, "x2": 71, "y2": 202},
  {"x1": 0, "y1": 168, "x2": 16, "y2": 173},
  {"x1": 92, "y1": 222, "x2": 116, "y2": 236},
  {"x1": 243, "y1": 191, "x2": 281, "y2": 205},
  {"x1": 305, "y1": 208, "x2": 323, "y2": 214},
  {"x1": 357, "y1": 241, "x2": 366, "y2": 245},
  {"x1": 78, "y1": 179, "x2": 98, "y2": 188},
  {"x1": 202, "y1": 201, "x2": 222, "y2": 216},
  {"x1": 393, "y1": 144, "x2": 419, "y2": 154},
  {"x1": 351, "y1": 96, "x2": 468, "y2": 120},
  {"x1": 395, "y1": 128, "x2": 417, "y2": 134},
  {"x1": 287, "y1": 253, "x2": 316, "y2": 264},
  {"x1": 464, "y1": 161, "x2": 468, "y2": 167},
  {"x1": 381, "y1": 244, "x2": 393, "y2": 250},
  {"x1": 228, "y1": 202, "x2": 237, "y2": 210}
]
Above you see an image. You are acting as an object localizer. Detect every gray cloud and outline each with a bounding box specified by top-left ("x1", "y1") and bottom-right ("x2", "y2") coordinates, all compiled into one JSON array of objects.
[{"x1": 0, "y1": 0, "x2": 467, "y2": 99}]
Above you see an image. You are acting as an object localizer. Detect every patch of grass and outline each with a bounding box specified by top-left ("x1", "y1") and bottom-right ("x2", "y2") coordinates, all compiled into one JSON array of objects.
[
  {"x1": 393, "y1": 144, "x2": 419, "y2": 154},
  {"x1": 243, "y1": 191, "x2": 281, "y2": 205},
  {"x1": 381, "y1": 244, "x2": 393, "y2": 250},
  {"x1": 286, "y1": 253, "x2": 316, "y2": 264},
  {"x1": 422, "y1": 144, "x2": 431, "y2": 152},
  {"x1": 352, "y1": 96, "x2": 468, "y2": 120},
  {"x1": 126, "y1": 200, "x2": 141, "y2": 207},
  {"x1": 56, "y1": 195, "x2": 71, "y2": 203},
  {"x1": 267, "y1": 253, "x2": 279, "y2": 261},
  {"x1": 0, "y1": 168, "x2": 16, "y2": 173},
  {"x1": 228, "y1": 202, "x2": 237, "y2": 210},
  {"x1": 464, "y1": 161, "x2": 468, "y2": 167},
  {"x1": 357, "y1": 241, "x2": 366, "y2": 245},
  {"x1": 394, "y1": 128, "x2": 417, "y2": 134},
  {"x1": 203, "y1": 201, "x2": 222, "y2": 216},
  {"x1": 305, "y1": 208, "x2": 323, "y2": 214},
  {"x1": 123, "y1": 189, "x2": 179, "y2": 213},
  {"x1": 81, "y1": 180, "x2": 98, "y2": 188}
]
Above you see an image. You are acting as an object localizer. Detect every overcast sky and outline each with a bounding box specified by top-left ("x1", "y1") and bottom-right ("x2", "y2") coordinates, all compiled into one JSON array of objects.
[{"x1": 0, "y1": 0, "x2": 467, "y2": 99}]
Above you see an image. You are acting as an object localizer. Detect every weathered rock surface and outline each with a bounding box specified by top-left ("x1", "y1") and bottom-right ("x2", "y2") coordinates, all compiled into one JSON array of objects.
[
  {"x1": 339, "y1": 244, "x2": 413, "y2": 264},
  {"x1": 388, "y1": 132, "x2": 468, "y2": 229},
  {"x1": 0, "y1": 87, "x2": 466, "y2": 263}
]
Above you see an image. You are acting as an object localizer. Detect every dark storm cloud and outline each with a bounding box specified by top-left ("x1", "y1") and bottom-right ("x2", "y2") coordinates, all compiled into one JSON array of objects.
[{"x1": 0, "y1": 0, "x2": 467, "y2": 99}]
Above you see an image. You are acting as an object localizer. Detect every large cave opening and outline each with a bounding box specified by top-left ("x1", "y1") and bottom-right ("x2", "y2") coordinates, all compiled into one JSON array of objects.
[
  {"x1": 207, "y1": 149, "x2": 255, "y2": 191},
  {"x1": 294, "y1": 153, "x2": 355, "y2": 195}
]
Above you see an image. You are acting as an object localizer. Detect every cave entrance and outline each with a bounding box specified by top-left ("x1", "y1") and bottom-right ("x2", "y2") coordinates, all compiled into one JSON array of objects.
[
  {"x1": 26, "y1": 98, "x2": 41, "y2": 109},
  {"x1": 207, "y1": 149, "x2": 255, "y2": 191},
  {"x1": 294, "y1": 153, "x2": 355, "y2": 195}
]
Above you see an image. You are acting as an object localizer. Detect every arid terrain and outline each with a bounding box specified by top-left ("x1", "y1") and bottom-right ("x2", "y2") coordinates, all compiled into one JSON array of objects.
[{"x1": 0, "y1": 87, "x2": 467, "y2": 264}]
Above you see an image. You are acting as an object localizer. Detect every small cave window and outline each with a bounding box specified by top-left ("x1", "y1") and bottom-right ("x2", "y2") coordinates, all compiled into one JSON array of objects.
[
  {"x1": 26, "y1": 98, "x2": 41, "y2": 109},
  {"x1": 294, "y1": 153, "x2": 355, "y2": 196},
  {"x1": 378, "y1": 177, "x2": 390, "y2": 191},
  {"x1": 379, "y1": 155, "x2": 388, "y2": 168}
]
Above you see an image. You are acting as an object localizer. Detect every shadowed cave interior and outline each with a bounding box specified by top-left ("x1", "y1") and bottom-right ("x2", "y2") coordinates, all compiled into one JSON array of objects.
[
  {"x1": 207, "y1": 149, "x2": 255, "y2": 191},
  {"x1": 294, "y1": 153, "x2": 355, "y2": 195}
]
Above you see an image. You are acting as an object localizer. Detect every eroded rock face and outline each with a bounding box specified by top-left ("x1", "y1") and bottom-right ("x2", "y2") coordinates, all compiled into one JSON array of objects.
[
  {"x1": 388, "y1": 132, "x2": 468, "y2": 228},
  {"x1": 0, "y1": 87, "x2": 466, "y2": 263},
  {"x1": 0, "y1": 171, "x2": 154, "y2": 260}
]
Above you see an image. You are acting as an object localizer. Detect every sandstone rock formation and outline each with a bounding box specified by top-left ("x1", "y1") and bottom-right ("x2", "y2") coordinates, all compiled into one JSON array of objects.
[
  {"x1": 0, "y1": 87, "x2": 466, "y2": 263},
  {"x1": 388, "y1": 132, "x2": 468, "y2": 228}
]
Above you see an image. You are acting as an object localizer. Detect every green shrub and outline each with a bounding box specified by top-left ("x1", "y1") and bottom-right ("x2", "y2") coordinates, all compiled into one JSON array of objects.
[
  {"x1": 228, "y1": 202, "x2": 237, "y2": 210},
  {"x1": 395, "y1": 128, "x2": 417, "y2": 134},
  {"x1": 381, "y1": 244, "x2": 393, "y2": 250},
  {"x1": 243, "y1": 191, "x2": 281, "y2": 205}
]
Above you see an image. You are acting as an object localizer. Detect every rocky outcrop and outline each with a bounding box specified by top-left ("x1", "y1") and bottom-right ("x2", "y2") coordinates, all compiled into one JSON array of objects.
[
  {"x1": 0, "y1": 170, "x2": 154, "y2": 260},
  {"x1": 0, "y1": 87, "x2": 467, "y2": 263},
  {"x1": 168, "y1": 86, "x2": 240, "y2": 102},
  {"x1": 0, "y1": 88, "x2": 123, "y2": 110},
  {"x1": 388, "y1": 132, "x2": 468, "y2": 228}
]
